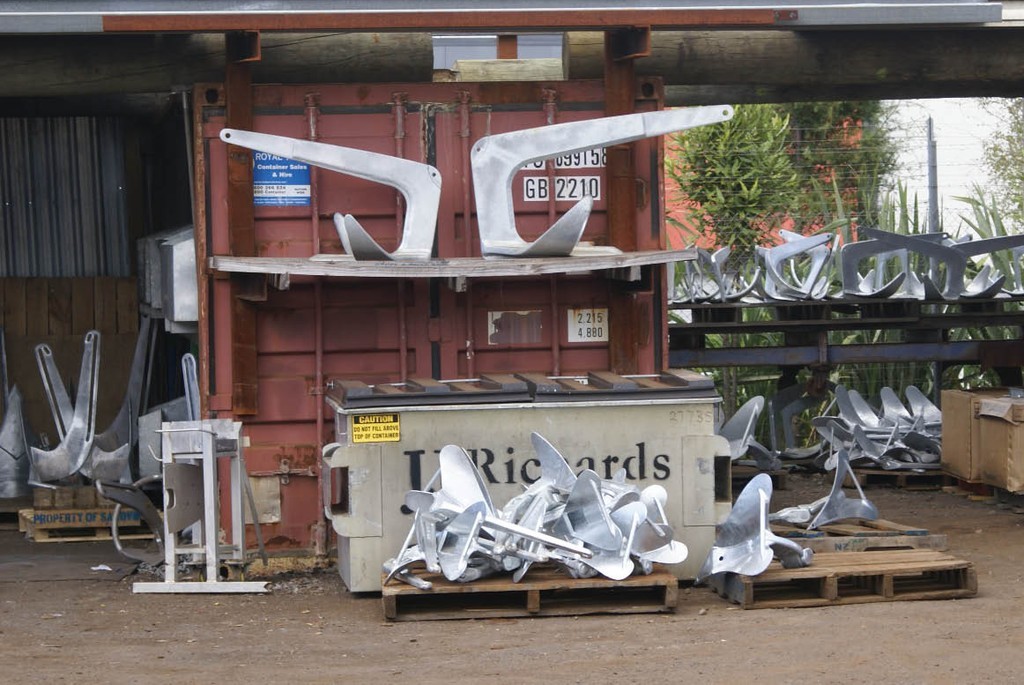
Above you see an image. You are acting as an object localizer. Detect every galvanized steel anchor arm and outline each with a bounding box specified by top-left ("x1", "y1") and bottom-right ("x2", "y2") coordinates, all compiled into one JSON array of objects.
[
  {"x1": 470, "y1": 105, "x2": 734, "y2": 258},
  {"x1": 859, "y1": 227, "x2": 966, "y2": 300},
  {"x1": 29, "y1": 331, "x2": 100, "y2": 483},
  {"x1": 35, "y1": 343, "x2": 75, "y2": 440},
  {"x1": 219, "y1": 128, "x2": 442, "y2": 261}
]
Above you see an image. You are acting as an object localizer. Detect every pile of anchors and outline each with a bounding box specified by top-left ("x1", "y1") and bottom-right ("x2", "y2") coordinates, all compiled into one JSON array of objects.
[
  {"x1": 383, "y1": 433, "x2": 688, "y2": 589},
  {"x1": 0, "y1": 318, "x2": 200, "y2": 498},
  {"x1": 814, "y1": 384, "x2": 942, "y2": 471},
  {"x1": 1, "y1": 323, "x2": 152, "y2": 495},
  {"x1": 674, "y1": 227, "x2": 1024, "y2": 304},
  {"x1": 381, "y1": 431, "x2": 881, "y2": 589},
  {"x1": 718, "y1": 383, "x2": 942, "y2": 474},
  {"x1": 697, "y1": 449, "x2": 879, "y2": 583}
]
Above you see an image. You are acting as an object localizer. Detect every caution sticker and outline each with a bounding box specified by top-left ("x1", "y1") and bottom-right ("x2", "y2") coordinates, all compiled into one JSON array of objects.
[{"x1": 351, "y1": 413, "x2": 401, "y2": 443}]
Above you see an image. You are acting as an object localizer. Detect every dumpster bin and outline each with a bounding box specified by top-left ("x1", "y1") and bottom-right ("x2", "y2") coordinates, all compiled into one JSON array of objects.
[{"x1": 322, "y1": 370, "x2": 730, "y2": 592}]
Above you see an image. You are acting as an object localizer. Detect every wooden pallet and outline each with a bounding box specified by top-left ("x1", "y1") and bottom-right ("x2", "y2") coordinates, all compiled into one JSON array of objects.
[
  {"x1": 0, "y1": 495, "x2": 32, "y2": 513},
  {"x1": 0, "y1": 495, "x2": 32, "y2": 530},
  {"x1": 18, "y1": 507, "x2": 152, "y2": 543},
  {"x1": 382, "y1": 565, "x2": 678, "y2": 621},
  {"x1": 847, "y1": 468, "x2": 954, "y2": 491},
  {"x1": 941, "y1": 482, "x2": 997, "y2": 503},
  {"x1": 706, "y1": 550, "x2": 976, "y2": 609},
  {"x1": 771, "y1": 518, "x2": 947, "y2": 553},
  {"x1": 992, "y1": 486, "x2": 1024, "y2": 513}
]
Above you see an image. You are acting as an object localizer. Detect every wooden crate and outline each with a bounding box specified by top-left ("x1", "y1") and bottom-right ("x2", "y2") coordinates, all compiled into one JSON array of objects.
[
  {"x1": 32, "y1": 485, "x2": 112, "y2": 510},
  {"x1": 705, "y1": 550, "x2": 977, "y2": 609},
  {"x1": 382, "y1": 565, "x2": 678, "y2": 621},
  {"x1": 771, "y1": 519, "x2": 947, "y2": 553}
]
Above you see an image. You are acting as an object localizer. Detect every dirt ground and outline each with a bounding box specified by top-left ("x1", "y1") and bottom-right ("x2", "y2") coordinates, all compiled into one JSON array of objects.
[{"x1": 2, "y1": 474, "x2": 1023, "y2": 684}]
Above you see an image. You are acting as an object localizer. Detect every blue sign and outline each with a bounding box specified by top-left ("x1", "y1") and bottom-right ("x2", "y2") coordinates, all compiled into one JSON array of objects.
[{"x1": 252, "y1": 152, "x2": 310, "y2": 206}]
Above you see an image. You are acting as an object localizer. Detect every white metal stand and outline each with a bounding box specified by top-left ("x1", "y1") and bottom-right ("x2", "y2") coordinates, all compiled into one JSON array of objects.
[{"x1": 134, "y1": 419, "x2": 267, "y2": 594}]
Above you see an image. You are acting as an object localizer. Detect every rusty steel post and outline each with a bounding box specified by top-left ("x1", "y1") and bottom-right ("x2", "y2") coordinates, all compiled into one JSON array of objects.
[
  {"x1": 224, "y1": 31, "x2": 261, "y2": 415},
  {"x1": 305, "y1": 91, "x2": 329, "y2": 557},
  {"x1": 497, "y1": 34, "x2": 519, "y2": 59},
  {"x1": 604, "y1": 29, "x2": 641, "y2": 374},
  {"x1": 192, "y1": 85, "x2": 212, "y2": 417},
  {"x1": 543, "y1": 88, "x2": 562, "y2": 375},
  {"x1": 458, "y1": 91, "x2": 477, "y2": 376},
  {"x1": 393, "y1": 92, "x2": 411, "y2": 381}
]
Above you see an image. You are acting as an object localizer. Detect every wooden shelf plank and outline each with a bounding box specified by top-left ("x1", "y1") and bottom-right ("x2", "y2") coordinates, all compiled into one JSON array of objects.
[{"x1": 208, "y1": 248, "x2": 695, "y2": 280}]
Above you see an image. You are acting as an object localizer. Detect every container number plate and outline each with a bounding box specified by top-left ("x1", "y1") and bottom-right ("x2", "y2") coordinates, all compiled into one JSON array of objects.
[
  {"x1": 523, "y1": 148, "x2": 606, "y2": 170},
  {"x1": 351, "y1": 413, "x2": 401, "y2": 443},
  {"x1": 522, "y1": 175, "x2": 601, "y2": 202},
  {"x1": 567, "y1": 308, "x2": 608, "y2": 343}
]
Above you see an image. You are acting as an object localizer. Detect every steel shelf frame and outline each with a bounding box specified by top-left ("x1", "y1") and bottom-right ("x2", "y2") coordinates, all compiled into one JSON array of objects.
[{"x1": 668, "y1": 297, "x2": 1024, "y2": 379}]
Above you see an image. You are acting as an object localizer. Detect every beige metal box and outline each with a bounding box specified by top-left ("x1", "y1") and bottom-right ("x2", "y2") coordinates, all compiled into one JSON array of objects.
[{"x1": 322, "y1": 372, "x2": 730, "y2": 592}]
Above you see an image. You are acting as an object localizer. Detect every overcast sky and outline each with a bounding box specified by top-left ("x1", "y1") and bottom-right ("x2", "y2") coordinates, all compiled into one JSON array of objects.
[{"x1": 888, "y1": 97, "x2": 1004, "y2": 235}]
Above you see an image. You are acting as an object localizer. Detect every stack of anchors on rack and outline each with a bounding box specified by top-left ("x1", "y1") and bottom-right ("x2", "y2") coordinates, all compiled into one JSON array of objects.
[
  {"x1": 219, "y1": 104, "x2": 734, "y2": 260},
  {"x1": 673, "y1": 226, "x2": 1024, "y2": 303},
  {"x1": 696, "y1": 450, "x2": 878, "y2": 583},
  {"x1": 383, "y1": 433, "x2": 689, "y2": 589},
  {"x1": 718, "y1": 383, "x2": 943, "y2": 473},
  {"x1": 0, "y1": 318, "x2": 152, "y2": 497},
  {"x1": 813, "y1": 384, "x2": 942, "y2": 472}
]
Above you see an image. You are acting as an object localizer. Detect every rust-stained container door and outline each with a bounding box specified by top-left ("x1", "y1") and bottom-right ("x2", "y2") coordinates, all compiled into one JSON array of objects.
[{"x1": 198, "y1": 79, "x2": 670, "y2": 551}]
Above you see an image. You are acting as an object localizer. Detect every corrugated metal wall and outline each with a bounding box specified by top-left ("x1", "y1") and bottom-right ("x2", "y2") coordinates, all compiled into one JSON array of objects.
[{"x1": 0, "y1": 117, "x2": 130, "y2": 277}]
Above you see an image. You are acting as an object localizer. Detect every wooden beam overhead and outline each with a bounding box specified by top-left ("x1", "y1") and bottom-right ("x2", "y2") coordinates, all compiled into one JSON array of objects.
[
  {"x1": 567, "y1": 29, "x2": 1024, "y2": 90},
  {"x1": 100, "y1": 9, "x2": 781, "y2": 33}
]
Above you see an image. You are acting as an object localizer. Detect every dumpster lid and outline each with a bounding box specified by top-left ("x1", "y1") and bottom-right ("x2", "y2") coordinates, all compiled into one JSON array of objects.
[
  {"x1": 325, "y1": 369, "x2": 715, "y2": 409},
  {"x1": 327, "y1": 374, "x2": 532, "y2": 409},
  {"x1": 519, "y1": 369, "x2": 716, "y2": 402}
]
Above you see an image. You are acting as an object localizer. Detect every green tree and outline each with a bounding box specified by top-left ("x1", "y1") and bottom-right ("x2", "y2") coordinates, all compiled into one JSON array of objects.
[
  {"x1": 666, "y1": 100, "x2": 901, "y2": 420},
  {"x1": 981, "y1": 98, "x2": 1024, "y2": 230},
  {"x1": 782, "y1": 101, "x2": 898, "y2": 233},
  {"x1": 666, "y1": 104, "x2": 800, "y2": 255},
  {"x1": 667, "y1": 101, "x2": 898, "y2": 249}
]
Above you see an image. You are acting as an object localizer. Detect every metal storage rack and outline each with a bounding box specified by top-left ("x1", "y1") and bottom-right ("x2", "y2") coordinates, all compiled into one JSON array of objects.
[{"x1": 669, "y1": 296, "x2": 1024, "y2": 385}]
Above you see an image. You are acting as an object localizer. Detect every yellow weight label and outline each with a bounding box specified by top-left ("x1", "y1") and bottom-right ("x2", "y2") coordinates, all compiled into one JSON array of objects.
[{"x1": 351, "y1": 413, "x2": 401, "y2": 443}]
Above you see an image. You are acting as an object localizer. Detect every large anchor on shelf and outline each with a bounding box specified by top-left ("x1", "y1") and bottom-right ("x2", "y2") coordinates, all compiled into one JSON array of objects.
[
  {"x1": 219, "y1": 128, "x2": 442, "y2": 261},
  {"x1": 757, "y1": 230, "x2": 834, "y2": 301},
  {"x1": 220, "y1": 104, "x2": 733, "y2": 261},
  {"x1": 471, "y1": 105, "x2": 734, "y2": 258},
  {"x1": 857, "y1": 228, "x2": 966, "y2": 300}
]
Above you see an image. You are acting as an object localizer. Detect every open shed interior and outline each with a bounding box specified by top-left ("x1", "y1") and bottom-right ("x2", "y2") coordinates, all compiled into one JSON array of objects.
[{"x1": 2, "y1": 2, "x2": 1024, "y2": 594}]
